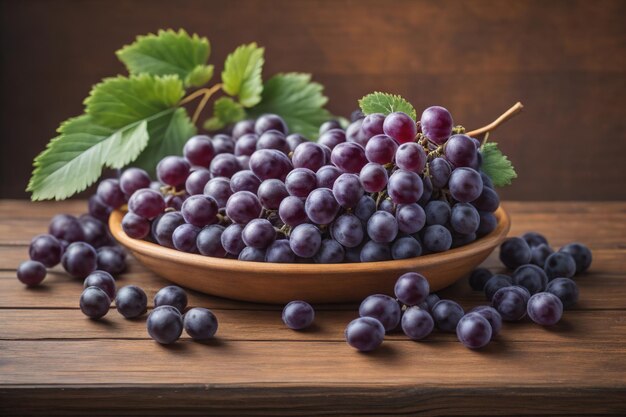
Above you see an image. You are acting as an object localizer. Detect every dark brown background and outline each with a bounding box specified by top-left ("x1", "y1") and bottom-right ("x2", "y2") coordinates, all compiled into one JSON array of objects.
[{"x1": 1, "y1": 0, "x2": 625, "y2": 200}]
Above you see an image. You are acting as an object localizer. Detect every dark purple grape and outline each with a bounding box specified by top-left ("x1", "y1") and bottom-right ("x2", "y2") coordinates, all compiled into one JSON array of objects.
[
  {"x1": 359, "y1": 294, "x2": 401, "y2": 331},
  {"x1": 345, "y1": 317, "x2": 385, "y2": 352},
  {"x1": 212, "y1": 133, "x2": 235, "y2": 154},
  {"x1": 378, "y1": 199, "x2": 395, "y2": 214},
  {"x1": 429, "y1": 157, "x2": 452, "y2": 188},
  {"x1": 431, "y1": 299, "x2": 464, "y2": 332},
  {"x1": 331, "y1": 142, "x2": 367, "y2": 174},
  {"x1": 230, "y1": 170, "x2": 261, "y2": 193},
  {"x1": 451, "y1": 231, "x2": 477, "y2": 248},
  {"x1": 419, "y1": 294, "x2": 441, "y2": 313},
  {"x1": 559, "y1": 243, "x2": 592, "y2": 274},
  {"x1": 359, "y1": 162, "x2": 388, "y2": 193},
  {"x1": 394, "y1": 272, "x2": 429, "y2": 306},
  {"x1": 97, "y1": 178, "x2": 126, "y2": 209},
  {"x1": 257, "y1": 129, "x2": 289, "y2": 154},
  {"x1": 354, "y1": 195, "x2": 376, "y2": 222},
  {"x1": 313, "y1": 239, "x2": 345, "y2": 263},
  {"x1": 16, "y1": 260, "x2": 46, "y2": 286},
  {"x1": 96, "y1": 246, "x2": 126, "y2": 275},
  {"x1": 79, "y1": 215, "x2": 110, "y2": 248},
  {"x1": 473, "y1": 186, "x2": 500, "y2": 212},
  {"x1": 484, "y1": 274, "x2": 513, "y2": 301},
  {"x1": 359, "y1": 240, "x2": 392, "y2": 262},
  {"x1": 88, "y1": 194, "x2": 113, "y2": 223},
  {"x1": 147, "y1": 305, "x2": 183, "y2": 344},
  {"x1": 184, "y1": 307, "x2": 219, "y2": 340},
  {"x1": 265, "y1": 239, "x2": 296, "y2": 263},
  {"x1": 531, "y1": 243, "x2": 554, "y2": 267},
  {"x1": 157, "y1": 156, "x2": 190, "y2": 187},
  {"x1": 153, "y1": 212, "x2": 185, "y2": 248},
  {"x1": 391, "y1": 236, "x2": 422, "y2": 259},
  {"x1": 279, "y1": 196, "x2": 308, "y2": 227},
  {"x1": 80, "y1": 286, "x2": 111, "y2": 319},
  {"x1": 401, "y1": 306, "x2": 434, "y2": 340},
  {"x1": 365, "y1": 134, "x2": 398, "y2": 164},
  {"x1": 450, "y1": 203, "x2": 480, "y2": 235},
  {"x1": 477, "y1": 211, "x2": 497, "y2": 237},
  {"x1": 285, "y1": 168, "x2": 317, "y2": 198},
  {"x1": 62, "y1": 242, "x2": 97, "y2": 278},
  {"x1": 425, "y1": 200, "x2": 451, "y2": 226},
  {"x1": 316, "y1": 165, "x2": 342, "y2": 189},
  {"x1": 128, "y1": 189, "x2": 166, "y2": 220},
  {"x1": 360, "y1": 113, "x2": 385, "y2": 139},
  {"x1": 351, "y1": 110, "x2": 365, "y2": 122},
  {"x1": 387, "y1": 170, "x2": 423, "y2": 204},
  {"x1": 456, "y1": 312, "x2": 492, "y2": 349},
  {"x1": 396, "y1": 142, "x2": 426, "y2": 173},
  {"x1": 289, "y1": 224, "x2": 322, "y2": 258},
  {"x1": 225, "y1": 191, "x2": 262, "y2": 224},
  {"x1": 469, "y1": 305, "x2": 502, "y2": 338},
  {"x1": 172, "y1": 224, "x2": 200, "y2": 253},
  {"x1": 258, "y1": 179, "x2": 289, "y2": 210},
  {"x1": 545, "y1": 277, "x2": 579, "y2": 309},
  {"x1": 468, "y1": 268, "x2": 493, "y2": 291},
  {"x1": 181, "y1": 195, "x2": 218, "y2": 227},
  {"x1": 29, "y1": 234, "x2": 62, "y2": 267},
  {"x1": 492, "y1": 286, "x2": 530, "y2": 321},
  {"x1": 305, "y1": 188, "x2": 340, "y2": 225},
  {"x1": 254, "y1": 114, "x2": 288, "y2": 135},
  {"x1": 154, "y1": 285, "x2": 188, "y2": 313},
  {"x1": 422, "y1": 225, "x2": 452, "y2": 252},
  {"x1": 367, "y1": 211, "x2": 398, "y2": 243},
  {"x1": 522, "y1": 232, "x2": 549, "y2": 248},
  {"x1": 444, "y1": 134, "x2": 478, "y2": 168},
  {"x1": 249, "y1": 149, "x2": 293, "y2": 181},
  {"x1": 164, "y1": 194, "x2": 186, "y2": 211},
  {"x1": 333, "y1": 173, "x2": 364, "y2": 208},
  {"x1": 238, "y1": 246, "x2": 267, "y2": 262},
  {"x1": 204, "y1": 177, "x2": 233, "y2": 208},
  {"x1": 210, "y1": 153, "x2": 240, "y2": 178},
  {"x1": 448, "y1": 167, "x2": 483, "y2": 203},
  {"x1": 286, "y1": 134, "x2": 307, "y2": 151},
  {"x1": 527, "y1": 292, "x2": 563, "y2": 325},
  {"x1": 513, "y1": 264, "x2": 548, "y2": 294},
  {"x1": 318, "y1": 128, "x2": 346, "y2": 150},
  {"x1": 221, "y1": 224, "x2": 246, "y2": 256},
  {"x1": 122, "y1": 212, "x2": 150, "y2": 239},
  {"x1": 84, "y1": 270, "x2": 116, "y2": 299},
  {"x1": 185, "y1": 168, "x2": 212, "y2": 195},
  {"x1": 242, "y1": 219, "x2": 276, "y2": 249},
  {"x1": 120, "y1": 168, "x2": 151, "y2": 196},
  {"x1": 293, "y1": 142, "x2": 326, "y2": 172},
  {"x1": 115, "y1": 285, "x2": 147, "y2": 318},
  {"x1": 49, "y1": 214, "x2": 85, "y2": 243},
  {"x1": 319, "y1": 120, "x2": 342, "y2": 135},
  {"x1": 383, "y1": 111, "x2": 416, "y2": 144},
  {"x1": 420, "y1": 106, "x2": 453, "y2": 145},
  {"x1": 282, "y1": 301, "x2": 315, "y2": 330},
  {"x1": 331, "y1": 214, "x2": 364, "y2": 248},
  {"x1": 346, "y1": 119, "x2": 367, "y2": 147},
  {"x1": 197, "y1": 225, "x2": 227, "y2": 257},
  {"x1": 544, "y1": 252, "x2": 576, "y2": 279},
  {"x1": 184, "y1": 135, "x2": 215, "y2": 167},
  {"x1": 234, "y1": 133, "x2": 258, "y2": 156},
  {"x1": 232, "y1": 119, "x2": 255, "y2": 140},
  {"x1": 499, "y1": 237, "x2": 532, "y2": 269}
]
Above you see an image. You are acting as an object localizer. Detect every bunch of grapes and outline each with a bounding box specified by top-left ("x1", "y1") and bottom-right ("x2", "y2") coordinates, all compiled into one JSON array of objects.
[{"x1": 114, "y1": 108, "x2": 498, "y2": 263}]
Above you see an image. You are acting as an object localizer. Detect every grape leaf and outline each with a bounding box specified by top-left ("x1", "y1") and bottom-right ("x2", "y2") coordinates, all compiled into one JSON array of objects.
[
  {"x1": 221, "y1": 43, "x2": 265, "y2": 107},
  {"x1": 202, "y1": 97, "x2": 246, "y2": 131},
  {"x1": 480, "y1": 142, "x2": 517, "y2": 187},
  {"x1": 247, "y1": 73, "x2": 331, "y2": 139},
  {"x1": 116, "y1": 29, "x2": 213, "y2": 87},
  {"x1": 27, "y1": 116, "x2": 149, "y2": 201},
  {"x1": 359, "y1": 92, "x2": 417, "y2": 120}
]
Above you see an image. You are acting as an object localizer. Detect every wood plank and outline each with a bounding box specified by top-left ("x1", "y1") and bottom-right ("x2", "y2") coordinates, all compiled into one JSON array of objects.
[{"x1": 1, "y1": 309, "x2": 624, "y2": 345}]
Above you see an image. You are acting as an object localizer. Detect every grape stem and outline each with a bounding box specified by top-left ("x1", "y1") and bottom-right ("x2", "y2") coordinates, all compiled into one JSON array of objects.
[
  {"x1": 179, "y1": 84, "x2": 223, "y2": 124},
  {"x1": 466, "y1": 102, "x2": 524, "y2": 139}
]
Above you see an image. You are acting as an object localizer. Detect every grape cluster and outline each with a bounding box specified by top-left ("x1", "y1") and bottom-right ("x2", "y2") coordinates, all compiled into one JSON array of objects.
[{"x1": 118, "y1": 110, "x2": 499, "y2": 263}]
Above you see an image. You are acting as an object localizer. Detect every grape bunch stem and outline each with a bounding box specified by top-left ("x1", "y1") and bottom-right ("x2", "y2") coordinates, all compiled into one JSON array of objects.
[{"x1": 179, "y1": 84, "x2": 224, "y2": 124}]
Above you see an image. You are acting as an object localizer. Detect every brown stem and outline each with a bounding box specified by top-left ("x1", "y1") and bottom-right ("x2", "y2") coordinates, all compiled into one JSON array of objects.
[
  {"x1": 178, "y1": 84, "x2": 223, "y2": 124},
  {"x1": 466, "y1": 102, "x2": 524, "y2": 138}
]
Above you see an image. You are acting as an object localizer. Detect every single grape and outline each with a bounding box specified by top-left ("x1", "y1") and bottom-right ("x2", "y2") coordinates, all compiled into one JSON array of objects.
[
  {"x1": 333, "y1": 173, "x2": 364, "y2": 208},
  {"x1": 419, "y1": 294, "x2": 441, "y2": 313},
  {"x1": 492, "y1": 286, "x2": 530, "y2": 321},
  {"x1": 394, "y1": 272, "x2": 429, "y2": 306},
  {"x1": 387, "y1": 170, "x2": 423, "y2": 204},
  {"x1": 383, "y1": 111, "x2": 417, "y2": 143},
  {"x1": 122, "y1": 212, "x2": 150, "y2": 239},
  {"x1": 254, "y1": 114, "x2": 288, "y2": 135},
  {"x1": 120, "y1": 168, "x2": 151, "y2": 197},
  {"x1": 319, "y1": 120, "x2": 342, "y2": 135},
  {"x1": 391, "y1": 236, "x2": 422, "y2": 259},
  {"x1": 97, "y1": 178, "x2": 126, "y2": 209},
  {"x1": 559, "y1": 243, "x2": 592, "y2": 274},
  {"x1": 313, "y1": 239, "x2": 345, "y2": 263},
  {"x1": 527, "y1": 292, "x2": 563, "y2": 326},
  {"x1": 456, "y1": 312, "x2": 492, "y2": 349},
  {"x1": 238, "y1": 247, "x2": 267, "y2": 262},
  {"x1": 265, "y1": 239, "x2": 296, "y2": 263},
  {"x1": 204, "y1": 177, "x2": 233, "y2": 208},
  {"x1": 147, "y1": 305, "x2": 183, "y2": 344},
  {"x1": 181, "y1": 195, "x2": 218, "y2": 227},
  {"x1": 448, "y1": 167, "x2": 483, "y2": 203},
  {"x1": 88, "y1": 194, "x2": 113, "y2": 223},
  {"x1": 289, "y1": 224, "x2": 322, "y2": 258},
  {"x1": 345, "y1": 317, "x2": 385, "y2": 352},
  {"x1": 360, "y1": 113, "x2": 385, "y2": 139},
  {"x1": 249, "y1": 149, "x2": 293, "y2": 181},
  {"x1": 184, "y1": 135, "x2": 215, "y2": 167},
  {"x1": 29, "y1": 234, "x2": 62, "y2": 268},
  {"x1": 282, "y1": 301, "x2": 315, "y2": 330},
  {"x1": 469, "y1": 305, "x2": 502, "y2": 338},
  {"x1": 257, "y1": 179, "x2": 289, "y2": 210},
  {"x1": 420, "y1": 106, "x2": 453, "y2": 145},
  {"x1": 153, "y1": 212, "x2": 185, "y2": 249},
  {"x1": 212, "y1": 133, "x2": 235, "y2": 154},
  {"x1": 521, "y1": 232, "x2": 549, "y2": 248},
  {"x1": 83, "y1": 270, "x2": 116, "y2": 299},
  {"x1": 365, "y1": 134, "x2": 398, "y2": 164},
  {"x1": 62, "y1": 242, "x2": 97, "y2": 278},
  {"x1": 477, "y1": 211, "x2": 497, "y2": 237},
  {"x1": 484, "y1": 274, "x2": 513, "y2": 301},
  {"x1": 225, "y1": 191, "x2": 262, "y2": 224},
  {"x1": 185, "y1": 169, "x2": 212, "y2": 195},
  {"x1": 316, "y1": 165, "x2": 342, "y2": 189},
  {"x1": 154, "y1": 285, "x2": 188, "y2": 313},
  {"x1": 359, "y1": 162, "x2": 388, "y2": 193},
  {"x1": 429, "y1": 157, "x2": 452, "y2": 188},
  {"x1": 450, "y1": 203, "x2": 480, "y2": 235},
  {"x1": 172, "y1": 224, "x2": 200, "y2": 253},
  {"x1": 360, "y1": 240, "x2": 392, "y2": 262},
  {"x1": 354, "y1": 195, "x2": 376, "y2": 222},
  {"x1": 157, "y1": 156, "x2": 190, "y2": 187},
  {"x1": 378, "y1": 198, "x2": 395, "y2": 214},
  {"x1": 444, "y1": 134, "x2": 478, "y2": 168},
  {"x1": 235, "y1": 133, "x2": 259, "y2": 156},
  {"x1": 221, "y1": 224, "x2": 246, "y2": 256},
  {"x1": 80, "y1": 286, "x2": 111, "y2": 319},
  {"x1": 318, "y1": 128, "x2": 346, "y2": 149},
  {"x1": 544, "y1": 252, "x2": 577, "y2": 279},
  {"x1": 49, "y1": 214, "x2": 85, "y2": 243},
  {"x1": 346, "y1": 119, "x2": 368, "y2": 147},
  {"x1": 115, "y1": 285, "x2": 147, "y2": 318},
  {"x1": 530, "y1": 243, "x2": 554, "y2": 267},
  {"x1": 472, "y1": 186, "x2": 500, "y2": 212},
  {"x1": 210, "y1": 153, "x2": 240, "y2": 178},
  {"x1": 469, "y1": 268, "x2": 493, "y2": 291},
  {"x1": 96, "y1": 246, "x2": 126, "y2": 275},
  {"x1": 499, "y1": 237, "x2": 532, "y2": 269},
  {"x1": 367, "y1": 211, "x2": 398, "y2": 243},
  {"x1": 257, "y1": 129, "x2": 289, "y2": 154},
  {"x1": 184, "y1": 307, "x2": 219, "y2": 340},
  {"x1": 422, "y1": 225, "x2": 452, "y2": 252},
  {"x1": 359, "y1": 294, "x2": 401, "y2": 331},
  {"x1": 545, "y1": 277, "x2": 579, "y2": 309},
  {"x1": 305, "y1": 188, "x2": 340, "y2": 225},
  {"x1": 396, "y1": 142, "x2": 426, "y2": 173},
  {"x1": 196, "y1": 225, "x2": 227, "y2": 257},
  {"x1": 292, "y1": 142, "x2": 326, "y2": 172},
  {"x1": 164, "y1": 194, "x2": 186, "y2": 211},
  {"x1": 425, "y1": 200, "x2": 451, "y2": 226},
  {"x1": 242, "y1": 219, "x2": 276, "y2": 249},
  {"x1": 513, "y1": 264, "x2": 548, "y2": 294},
  {"x1": 232, "y1": 119, "x2": 255, "y2": 140},
  {"x1": 401, "y1": 306, "x2": 434, "y2": 340},
  {"x1": 286, "y1": 133, "x2": 307, "y2": 151},
  {"x1": 331, "y1": 214, "x2": 364, "y2": 248},
  {"x1": 16, "y1": 260, "x2": 46, "y2": 286},
  {"x1": 230, "y1": 170, "x2": 261, "y2": 194},
  {"x1": 128, "y1": 188, "x2": 166, "y2": 220},
  {"x1": 278, "y1": 196, "x2": 308, "y2": 227},
  {"x1": 285, "y1": 168, "x2": 317, "y2": 198},
  {"x1": 431, "y1": 299, "x2": 464, "y2": 332},
  {"x1": 331, "y1": 142, "x2": 367, "y2": 174}
]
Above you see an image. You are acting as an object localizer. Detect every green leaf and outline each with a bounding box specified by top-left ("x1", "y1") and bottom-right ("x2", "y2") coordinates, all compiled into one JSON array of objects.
[
  {"x1": 221, "y1": 43, "x2": 265, "y2": 107},
  {"x1": 27, "y1": 116, "x2": 149, "y2": 201},
  {"x1": 116, "y1": 29, "x2": 212, "y2": 87},
  {"x1": 203, "y1": 97, "x2": 246, "y2": 131},
  {"x1": 84, "y1": 74, "x2": 185, "y2": 128},
  {"x1": 480, "y1": 142, "x2": 517, "y2": 187},
  {"x1": 358, "y1": 92, "x2": 417, "y2": 120},
  {"x1": 247, "y1": 73, "x2": 331, "y2": 139}
]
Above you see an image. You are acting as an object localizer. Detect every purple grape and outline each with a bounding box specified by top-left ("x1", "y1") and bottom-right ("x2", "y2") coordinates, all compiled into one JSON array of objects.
[
  {"x1": 128, "y1": 188, "x2": 166, "y2": 220},
  {"x1": 181, "y1": 195, "x2": 218, "y2": 227},
  {"x1": 279, "y1": 196, "x2": 309, "y2": 227},
  {"x1": 257, "y1": 179, "x2": 289, "y2": 210},
  {"x1": 383, "y1": 111, "x2": 417, "y2": 144},
  {"x1": 210, "y1": 153, "x2": 240, "y2": 178},
  {"x1": 257, "y1": 129, "x2": 289, "y2": 154},
  {"x1": 319, "y1": 120, "x2": 342, "y2": 134},
  {"x1": 96, "y1": 246, "x2": 126, "y2": 275},
  {"x1": 315, "y1": 165, "x2": 341, "y2": 189},
  {"x1": 332, "y1": 173, "x2": 364, "y2": 208},
  {"x1": 184, "y1": 307, "x2": 219, "y2": 340},
  {"x1": 450, "y1": 203, "x2": 480, "y2": 235},
  {"x1": 521, "y1": 232, "x2": 549, "y2": 248},
  {"x1": 429, "y1": 157, "x2": 452, "y2": 188},
  {"x1": 237, "y1": 152, "x2": 252, "y2": 168},
  {"x1": 120, "y1": 168, "x2": 151, "y2": 196},
  {"x1": 484, "y1": 274, "x2": 513, "y2": 301},
  {"x1": 354, "y1": 195, "x2": 376, "y2": 222},
  {"x1": 359, "y1": 162, "x2": 388, "y2": 193},
  {"x1": 346, "y1": 119, "x2": 368, "y2": 147},
  {"x1": 513, "y1": 264, "x2": 548, "y2": 294},
  {"x1": 49, "y1": 214, "x2": 85, "y2": 243},
  {"x1": 265, "y1": 239, "x2": 296, "y2": 263},
  {"x1": 499, "y1": 237, "x2": 532, "y2": 269},
  {"x1": 456, "y1": 312, "x2": 492, "y2": 349},
  {"x1": 359, "y1": 294, "x2": 401, "y2": 331},
  {"x1": 16, "y1": 260, "x2": 46, "y2": 286},
  {"x1": 401, "y1": 306, "x2": 434, "y2": 340},
  {"x1": 530, "y1": 243, "x2": 554, "y2": 267},
  {"x1": 285, "y1": 168, "x2": 317, "y2": 198},
  {"x1": 444, "y1": 134, "x2": 478, "y2": 168},
  {"x1": 154, "y1": 285, "x2": 188, "y2": 313},
  {"x1": 360, "y1": 113, "x2": 385, "y2": 139},
  {"x1": 153, "y1": 212, "x2": 185, "y2": 248},
  {"x1": 62, "y1": 242, "x2": 97, "y2": 278},
  {"x1": 394, "y1": 272, "x2": 429, "y2": 306},
  {"x1": 345, "y1": 317, "x2": 385, "y2": 352},
  {"x1": 305, "y1": 188, "x2": 340, "y2": 225},
  {"x1": 232, "y1": 119, "x2": 255, "y2": 140},
  {"x1": 289, "y1": 224, "x2": 322, "y2": 258},
  {"x1": 367, "y1": 211, "x2": 398, "y2": 243},
  {"x1": 422, "y1": 225, "x2": 452, "y2": 252},
  {"x1": 83, "y1": 270, "x2": 116, "y2": 299},
  {"x1": 431, "y1": 299, "x2": 464, "y2": 332},
  {"x1": 97, "y1": 178, "x2": 126, "y2": 209},
  {"x1": 448, "y1": 167, "x2": 483, "y2": 203},
  {"x1": 249, "y1": 149, "x2": 293, "y2": 181},
  {"x1": 197, "y1": 225, "x2": 227, "y2": 257},
  {"x1": 331, "y1": 142, "x2": 368, "y2": 174},
  {"x1": 88, "y1": 194, "x2": 113, "y2": 223},
  {"x1": 115, "y1": 285, "x2": 147, "y2": 318},
  {"x1": 395, "y1": 203, "x2": 426, "y2": 234},
  {"x1": 527, "y1": 292, "x2": 563, "y2": 326},
  {"x1": 419, "y1": 294, "x2": 441, "y2": 313},
  {"x1": 212, "y1": 134, "x2": 235, "y2": 154},
  {"x1": 365, "y1": 134, "x2": 398, "y2": 164},
  {"x1": 204, "y1": 177, "x2": 233, "y2": 208},
  {"x1": 396, "y1": 142, "x2": 426, "y2": 173},
  {"x1": 425, "y1": 201, "x2": 451, "y2": 226},
  {"x1": 234, "y1": 133, "x2": 259, "y2": 156},
  {"x1": 492, "y1": 286, "x2": 530, "y2": 321},
  {"x1": 147, "y1": 305, "x2": 183, "y2": 344},
  {"x1": 313, "y1": 239, "x2": 345, "y2": 263},
  {"x1": 469, "y1": 305, "x2": 502, "y2": 338},
  {"x1": 360, "y1": 240, "x2": 392, "y2": 262},
  {"x1": 472, "y1": 187, "x2": 500, "y2": 212},
  {"x1": 318, "y1": 128, "x2": 346, "y2": 149},
  {"x1": 164, "y1": 194, "x2": 186, "y2": 211},
  {"x1": 418, "y1": 175, "x2": 433, "y2": 206},
  {"x1": 221, "y1": 224, "x2": 246, "y2": 256},
  {"x1": 420, "y1": 106, "x2": 453, "y2": 145},
  {"x1": 239, "y1": 246, "x2": 267, "y2": 261},
  {"x1": 331, "y1": 214, "x2": 364, "y2": 248},
  {"x1": 184, "y1": 135, "x2": 215, "y2": 167},
  {"x1": 29, "y1": 234, "x2": 62, "y2": 267},
  {"x1": 282, "y1": 301, "x2": 315, "y2": 330},
  {"x1": 378, "y1": 199, "x2": 395, "y2": 214},
  {"x1": 242, "y1": 219, "x2": 276, "y2": 249},
  {"x1": 80, "y1": 286, "x2": 111, "y2": 319},
  {"x1": 286, "y1": 134, "x2": 307, "y2": 151},
  {"x1": 387, "y1": 169, "x2": 423, "y2": 204},
  {"x1": 469, "y1": 268, "x2": 493, "y2": 291},
  {"x1": 391, "y1": 236, "x2": 422, "y2": 259},
  {"x1": 292, "y1": 142, "x2": 326, "y2": 172},
  {"x1": 157, "y1": 156, "x2": 190, "y2": 187},
  {"x1": 230, "y1": 170, "x2": 261, "y2": 193},
  {"x1": 172, "y1": 224, "x2": 200, "y2": 253},
  {"x1": 559, "y1": 242, "x2": 592, "y2": 273},
  {"x1": 225, "y1": 191, "x2": 262, "y2": 224},
  {"x1": 544, "y1": 252, "x2": 577, "y2": 279},
  {"x1": 254, "y1": 114, "x2": 288, "y2": 135},
  {"x1": 185, "y1": 168, "x2": 212, "y2": 195},
  {"x1": 149, "y1": 181, "x2": 162, "y2": 192},
  {"x1": 546, "y1": 277, "x2": 579, "y2": 309},
  {"x1": 122, "y1": 212, "x2": 150, "y2": 239},
  {"x1": 477, "y1": 211, "x2": 497, "y2": 237}
]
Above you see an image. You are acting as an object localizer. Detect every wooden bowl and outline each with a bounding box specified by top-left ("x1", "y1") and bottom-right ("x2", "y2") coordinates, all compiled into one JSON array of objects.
[{"x1": 110, "y1": 206, "x2": 510, "y2": 304}]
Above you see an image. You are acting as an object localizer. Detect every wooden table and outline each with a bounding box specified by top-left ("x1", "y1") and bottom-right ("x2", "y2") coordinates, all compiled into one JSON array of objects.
[{"x1": 1, "y1": 200, "x2": 625, "y2": 416}]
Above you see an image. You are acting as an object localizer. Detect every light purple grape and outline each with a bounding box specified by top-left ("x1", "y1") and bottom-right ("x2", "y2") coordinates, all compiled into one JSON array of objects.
[
  {"x1": 387, "y1": 169, "x2": 423, "y2": 204},
  {"x1": 285, "y1": 168, "x2": 317, "y2": 198},
  {"x1": 420, "y1": 106, "x2": 453, "y2": 145},
  {"x1": 257, "y1": 179, "x2": 289, "y2": 210},
  {"x1": 332, "y1": 173, "x2": 364, "y2": 208},
  {"x1": 456, "y1": 312, "x2": 492, "y2": 349},
  {"x1": 203, "y1": 177, "x2": 233, "y2": 208},
  {"x1": 365, "y1": 134, "x2": 398, "y2": 164},
  {"x1": 242, "y1": 219, "x2": 276, "y2": 249},
  {"x1": 316, "y1": 165, "x2": 342, "y2": 189},
  {"x1": 359, "y1": 294, "x2": 401, "y2": 331},
  {"x1": 305, "y1": 188, "x2": 339, "y2": 225},
  {"x1": 279, "y1": 196, "x2": 309, "y2": 227},
  {"x1": 396, "y1": 203, "x2": 426, "y2": 234},
  {"x1": 331, "y1": 214, "x2": 364, "y2": 248},
  {"x1": 401, "y1": 307, "x2": 434, "y2": 340},
  {"x1": 225, "y1": 191, "x2": 262, "y2": 224},
  {"x1": 185, "y1": 168, "x2": 212, "y2": 195},
  {"x1": 367, "y1": 211, "x2": 398, "y2": 243},
  {"x1": 289, "y1": 224, "x2": 322, "y2": 258},
  {"x1": 292, "y1": 142, "x2": 326, "y2": 172},
  {"x1": 128, "y1": 189, "x2": 165, "y2": 220},
  {"x1": 330, "y1": 142, "x2": 368, "y2": 174},
  {"x1": 221, "y1": 224, "x2": 246, "y2": 256}
]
